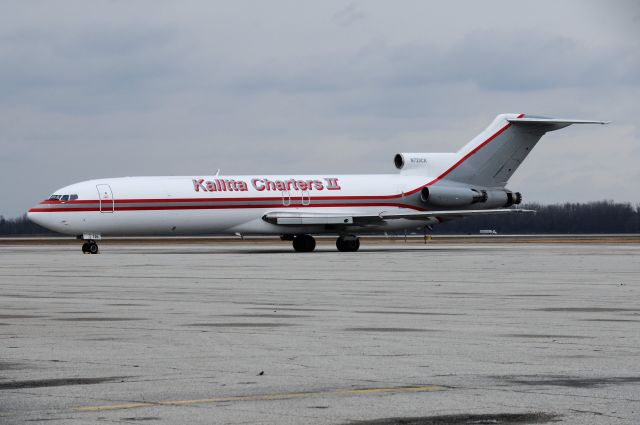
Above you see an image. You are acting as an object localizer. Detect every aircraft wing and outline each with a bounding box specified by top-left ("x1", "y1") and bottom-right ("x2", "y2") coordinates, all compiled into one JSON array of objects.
[
  {"x1": 262, "y1": 208, "x2": 534, "y2": 226},
  {"x1": 377, "y1": 208, "x2": 535, "y2": 220}
]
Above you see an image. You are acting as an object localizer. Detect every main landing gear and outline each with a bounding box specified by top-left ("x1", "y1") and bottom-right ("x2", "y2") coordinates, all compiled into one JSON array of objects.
[
  {"x1": 289, "y1": 234, "x2": 361, "y2": 252},
  {"x1": 336, "y1": 235, "x2": 360, "y2": 252},
  {"x1": 81, "y1": 240, "x2": 99, "y2": 254},
  {"x1": 292, "y1": 234, "x2": 316, "y2": 252}
]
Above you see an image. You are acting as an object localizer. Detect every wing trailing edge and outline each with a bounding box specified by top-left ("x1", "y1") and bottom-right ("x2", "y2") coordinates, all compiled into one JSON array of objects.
[{"x1": 263, "y1": 209, "x2": 535, "y2": 226}]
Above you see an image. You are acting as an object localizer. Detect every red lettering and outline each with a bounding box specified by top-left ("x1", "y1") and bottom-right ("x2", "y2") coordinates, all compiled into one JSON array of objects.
[
  {"x1": 285, "y1": 179, "x2": 296, "y2": 191},
  {"x1": 252, "y1": 178, "x2": 265, "y2": 191},
  {"x1": 193, "y1": 179, "x2": 207, "y2": 192},
  {"x1": 206, "y1": 180, "x2": 215, "y2": 191},
  {"x1": 325, "y1": 177, "x2": 341, "y2": 190},
  {"x1": 298, "y1": 180, "x2": 308, "y2": 191},
  {"x1": 313, "y1": 180, "x2": 324, "y2": 190},
  {"x1": 265, "y1": 179, "x2": 276, "y2": 191}
]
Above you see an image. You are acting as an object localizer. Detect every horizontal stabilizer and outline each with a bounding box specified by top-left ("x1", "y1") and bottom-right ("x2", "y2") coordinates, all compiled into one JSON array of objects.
[
  {"x1": 507, "y1": 117, "x2": 611, "y2": 131},
  {"x1": 508, "y1": 118, "x2": 610, "y2": 125}
]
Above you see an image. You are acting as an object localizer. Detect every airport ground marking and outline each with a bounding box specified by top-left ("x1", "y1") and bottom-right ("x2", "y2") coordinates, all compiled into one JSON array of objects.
[{"x1": 75, "y1": 385, "x2": 443, "y2": 412}]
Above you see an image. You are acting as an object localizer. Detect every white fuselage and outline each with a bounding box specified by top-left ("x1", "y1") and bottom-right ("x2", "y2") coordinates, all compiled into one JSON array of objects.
[{"x1": 27, "y1": 174, "x2": 442, "y2": 236}]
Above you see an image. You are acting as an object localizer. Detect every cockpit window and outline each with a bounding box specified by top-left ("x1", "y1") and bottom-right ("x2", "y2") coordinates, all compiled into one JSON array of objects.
[{"x1": 47, "y1": 194, "x2": 78, "y2": 201}]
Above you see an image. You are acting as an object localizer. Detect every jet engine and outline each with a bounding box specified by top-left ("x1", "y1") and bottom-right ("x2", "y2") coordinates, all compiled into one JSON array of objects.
[
  {"x1": 420, "y1": 186, "x2": 522, "y2": 208},
  {"x1": 420, "y1": 186, "x2": 486, "y2": 207}
]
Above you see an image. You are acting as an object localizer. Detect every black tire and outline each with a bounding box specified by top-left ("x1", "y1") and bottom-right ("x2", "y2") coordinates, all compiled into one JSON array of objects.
[
  {"x1": 88, "y1": 242, "x2": 99, "y2": 254},
  {"x1": 336, "y1": 236, "x2": 360, "y2": 252},
  {"x1": 81, "y1": 242, "x2": 89, "y2": 254},
  {"x1": 292, "y1": 234, "x2": 316, "y2": 252}
]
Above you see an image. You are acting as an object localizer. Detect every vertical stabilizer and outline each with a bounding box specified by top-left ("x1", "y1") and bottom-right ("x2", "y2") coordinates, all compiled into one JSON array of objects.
[{"x1": 439, "y1": 114, "x2": 608, "y2": 188}]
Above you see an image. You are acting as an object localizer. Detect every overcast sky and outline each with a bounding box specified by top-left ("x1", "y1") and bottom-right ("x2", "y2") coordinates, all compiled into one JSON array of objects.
[{"x1": 1, "y1": 0, "x2": 639, "y2": 217}]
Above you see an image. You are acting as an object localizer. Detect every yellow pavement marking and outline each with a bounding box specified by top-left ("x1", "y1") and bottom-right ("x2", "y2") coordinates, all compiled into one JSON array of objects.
[{"x1": 75, "y1": 385, "x2": 443, "y2": 412}]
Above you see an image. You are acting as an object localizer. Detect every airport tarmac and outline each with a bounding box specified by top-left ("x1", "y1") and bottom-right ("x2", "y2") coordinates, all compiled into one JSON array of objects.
[{"x1": 0, "y1": 240, "x2": 639, "y2": 424}]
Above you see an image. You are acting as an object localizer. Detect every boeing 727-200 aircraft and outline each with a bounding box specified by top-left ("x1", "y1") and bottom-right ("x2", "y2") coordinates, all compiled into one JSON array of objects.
[{"x1": 27, "y1": 114, "x2": 608, "y2": 253}]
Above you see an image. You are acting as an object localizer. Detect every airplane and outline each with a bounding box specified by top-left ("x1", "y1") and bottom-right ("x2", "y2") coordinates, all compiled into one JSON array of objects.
[{"x1": 27, "y1": 114, "x2": 609, "y2": 254}]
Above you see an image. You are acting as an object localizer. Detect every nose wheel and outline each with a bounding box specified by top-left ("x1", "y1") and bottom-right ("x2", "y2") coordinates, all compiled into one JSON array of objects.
[
  {"x1": 81, "y1": 240, "x2": 99, "y2": 254},
  {"x1": 336, "y1": 235, "x2": 360, "y2": 252}
]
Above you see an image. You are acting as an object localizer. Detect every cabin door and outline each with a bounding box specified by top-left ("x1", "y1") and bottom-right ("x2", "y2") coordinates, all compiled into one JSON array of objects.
[{"x1": 96, "y1": 184, "x2": 114, "y2": 213}]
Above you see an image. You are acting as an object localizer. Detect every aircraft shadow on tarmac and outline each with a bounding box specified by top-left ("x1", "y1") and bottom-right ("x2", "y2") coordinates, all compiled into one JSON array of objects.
[{"x1": 114, "y1": 246, "x2": 503, "y2": 255}]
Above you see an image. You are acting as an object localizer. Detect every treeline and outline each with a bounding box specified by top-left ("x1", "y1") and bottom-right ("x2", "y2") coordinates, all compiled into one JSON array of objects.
[
  {"x1": 1, "y1": 201, "x2": 639, "y2": 236},
  {"x1": 0, "y1": 215, "x2": 54, "y2": 235},
  {"x1": 431, "y1": 201, "x2": 640, "y2": 234}
]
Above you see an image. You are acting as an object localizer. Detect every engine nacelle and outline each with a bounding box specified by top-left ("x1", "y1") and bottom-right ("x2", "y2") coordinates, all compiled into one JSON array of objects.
[
  {"x1": 394, "y1": 153, "x2": 427, "y2": 171},
  {"x1": 394, "y1": 152, "x2": 458, "y2": 175},
  {"x1": 421, "y1": 186, "x2": 523, "y2": 208},
  {"x1": 420, "y1": 186, "x2": 486, "y2": 207}
]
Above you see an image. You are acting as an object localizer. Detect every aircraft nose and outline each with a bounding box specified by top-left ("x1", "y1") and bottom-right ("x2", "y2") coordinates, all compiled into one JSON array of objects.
[
  {"x1": 27, "y1": 206, "x2": 55, "y2": 231},
  {"x1": 26, "y1": 209, "x2": 44, "y2": 227}
]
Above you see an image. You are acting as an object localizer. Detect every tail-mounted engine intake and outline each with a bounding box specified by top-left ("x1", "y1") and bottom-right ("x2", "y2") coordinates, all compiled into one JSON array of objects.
[
  {"x1": 394, "y1": 153, "x2": 428, "y2": 171},
  {"x1": 420, "y1": 186, "x2": 522, "y2": 208},
  {"x1": 394, "y1": 152, "x2": 458, "y2": 174}
]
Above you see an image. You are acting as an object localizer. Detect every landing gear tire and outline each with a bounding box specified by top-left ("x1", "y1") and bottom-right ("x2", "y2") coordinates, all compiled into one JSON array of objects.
[
  {"x1": 292, "y1": 234, "x2": 316, "y2": 252},
  {"x1": 82, "y1": 240, "x2": 99, "y2": 254},
  {"x1": 88, "y1": 242, "x2": 99, "y2": 254},
  {"x1": 336, "y1": 235, "x2": 360, "y2": 252}
]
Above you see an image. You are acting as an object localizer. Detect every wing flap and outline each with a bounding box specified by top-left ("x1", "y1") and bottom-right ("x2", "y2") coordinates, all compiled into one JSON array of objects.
[
  {"x1": 262, "y1": 211, "x2": 360, "y2": 226},
  {"x1": 277, "y1": 216, "x2": 354, "y2": 225}
]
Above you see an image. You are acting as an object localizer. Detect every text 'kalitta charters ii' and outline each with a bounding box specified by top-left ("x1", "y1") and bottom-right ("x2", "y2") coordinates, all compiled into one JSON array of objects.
[{"x1": 192, "y1": 177, "x2": 342, "y2": 192}]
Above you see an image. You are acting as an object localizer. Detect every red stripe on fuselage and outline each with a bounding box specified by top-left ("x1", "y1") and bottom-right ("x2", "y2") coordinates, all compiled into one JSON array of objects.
[
  {"x1": 40, "y1": 193, "x2": 403, "y2": 204},
  {"x1": 28, "y1": 202, "x2": 426, "y2": 213}
]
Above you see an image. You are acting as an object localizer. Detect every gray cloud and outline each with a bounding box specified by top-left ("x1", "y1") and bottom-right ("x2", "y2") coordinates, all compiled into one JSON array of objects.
[{"x1": 229, "y1": 30, "x2": 640, "y2": 94}]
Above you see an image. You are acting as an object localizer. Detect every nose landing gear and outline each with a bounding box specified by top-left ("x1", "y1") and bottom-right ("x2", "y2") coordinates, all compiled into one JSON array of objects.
[
  {"x1": 81, "y1": 240, "x2": 99, "y2": 254},
  {"x1": 336, "y1": 235, "x2": 360, "y2": 252}
]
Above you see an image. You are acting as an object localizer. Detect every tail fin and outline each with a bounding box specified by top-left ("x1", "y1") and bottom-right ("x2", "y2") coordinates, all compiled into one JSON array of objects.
[{"x1": 439, "y1": 113, "x2": 609, "y2": 187}]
